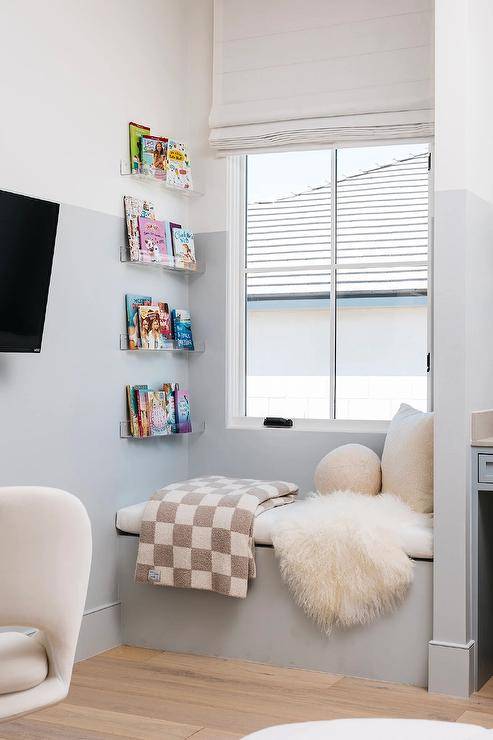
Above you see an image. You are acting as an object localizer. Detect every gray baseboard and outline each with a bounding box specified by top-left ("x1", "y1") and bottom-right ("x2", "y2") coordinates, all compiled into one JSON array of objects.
[
  {"x1": 76, "y1": 601, "x2": 122, "y2": 662},
  {"x1": 428, "y1": 639, "x2": 475, "y2": 697}
]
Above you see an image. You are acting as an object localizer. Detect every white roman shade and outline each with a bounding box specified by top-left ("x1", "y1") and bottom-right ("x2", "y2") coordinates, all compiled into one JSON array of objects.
[{"x1": 210, "y1": 0, "x2": 434, "y2": 155}]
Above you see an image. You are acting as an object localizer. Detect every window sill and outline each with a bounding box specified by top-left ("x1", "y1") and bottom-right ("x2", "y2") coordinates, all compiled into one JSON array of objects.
[{"x1": 226, "y1": 417, "x2": 389, "y2": 434}]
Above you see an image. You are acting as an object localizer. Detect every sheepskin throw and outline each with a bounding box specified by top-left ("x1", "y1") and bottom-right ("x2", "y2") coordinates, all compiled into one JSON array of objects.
[
  {"x1": 272, "y1": 491, "x2": 432, "y2": 633},
  {"x1": 135, "y1": 476, "x2": 298, "y2": 598}
]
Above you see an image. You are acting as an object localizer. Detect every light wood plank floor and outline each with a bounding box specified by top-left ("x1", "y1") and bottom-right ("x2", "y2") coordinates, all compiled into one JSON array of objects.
[{"x1": 2, "y1": 647, "x2": 493, "y2": 739}]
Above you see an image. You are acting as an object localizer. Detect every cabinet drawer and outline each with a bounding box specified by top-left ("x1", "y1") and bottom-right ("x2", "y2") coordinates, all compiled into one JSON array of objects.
[{"x1": 479, "y1": 454, "x2": 493, "y2": 483}]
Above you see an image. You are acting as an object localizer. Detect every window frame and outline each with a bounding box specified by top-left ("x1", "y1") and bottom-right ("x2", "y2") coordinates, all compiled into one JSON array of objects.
[{"x1": 226, "y1": 142, "x2": 434, "y2": 432}]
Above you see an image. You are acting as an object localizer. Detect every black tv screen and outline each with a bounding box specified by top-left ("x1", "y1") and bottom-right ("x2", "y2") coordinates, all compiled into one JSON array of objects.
[{"x1": 0, "y1": 190, "x2": 59, "y2": 352}]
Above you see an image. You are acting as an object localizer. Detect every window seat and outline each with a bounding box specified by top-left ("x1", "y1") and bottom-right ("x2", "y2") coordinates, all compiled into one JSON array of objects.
[{"x1": 115, "y1": 500, "x2": 433, "y2": 560}]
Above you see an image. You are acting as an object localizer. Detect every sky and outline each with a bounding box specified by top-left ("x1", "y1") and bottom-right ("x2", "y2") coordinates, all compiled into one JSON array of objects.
[{"x1": 247, "y1": 143, "x2": 429, "y2": 203}]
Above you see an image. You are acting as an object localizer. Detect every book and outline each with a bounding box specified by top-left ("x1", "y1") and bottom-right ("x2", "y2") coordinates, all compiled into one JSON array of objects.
[
  {"x1": 129, "y1": 122, "x2": 150, "y2": 174},
  {"x1": 123, "y1": 196, "x2": 155, "y2": 262},
  {"x1": 158, "y1": 302, "x2": 172, "y2": 341},
  {"x1": 125, "y1": 294, "x2": 151, "y2": 349},
  {"x1": 172, "y1": 228, "x2": 196, "y2": 269},
  {"x1": 164, "y1": 220, "x2": 181, "y2": 262},
  {"x1": 148, "y1": 391, "x2": 171, "y2": 436},
  {"x1": 138, "y1": 217, "x2": 166, "y2": 263},
  {"x1": 140, "y1": 135, "x2": 168, "y2": 180},
  {"x1": 127, "y1": 384, "x2": 147, "y2": 436},
  {"x1": 138, "y1": 305, "x2": 163, "y2": 350},
  {"x1": 136, "y1": 387, "x2": 150, "y2": 437},
  {"x1": 175, "y1": 389, "x2": 192, "y2": 433},
  {"x1": 162, "y1": 382, "x2": 177, "y2": 432},
  {"x1": 166, "y1": 139, "x2": 193, "y2": 190},
  {"x1": 172, "y1": 308, "x2": 194, "y2": 350}
]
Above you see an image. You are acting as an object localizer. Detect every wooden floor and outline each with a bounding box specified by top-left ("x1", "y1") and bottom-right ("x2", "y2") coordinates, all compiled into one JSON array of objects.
[{"x1": 3, "y1": 648, "x2": 493, "y2": 739}]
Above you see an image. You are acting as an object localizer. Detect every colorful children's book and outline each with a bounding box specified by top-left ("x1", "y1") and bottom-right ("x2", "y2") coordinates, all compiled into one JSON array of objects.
[
  {"x1": 124, "y1": 196, "x2": 155, "y2": 262},
  {"x1": 172, "y1": 308, "x2": 194, "y2": 350},
  {"x1": 172, "y1": 228, "x2": 196, "y2": 269},
  {"x1": 158, "y1": 302, "x2": 172, "y2": 341},
  {"x1": 129, "y1": 122, "x2": 150, "y2": 174},
  {"x1": 148, "y1": 391, "x2": 170, "y2": 436},
  {"x1": 138, "y1": 217, "x2": 166, "y2": 263},
  {"x1": 140, "y1": 135, "x2": 168, "y2": 180},
  {"x1": 127, "y1": 384, "x2": 148, "y2": 436},
  {"x1": 138, "y1": 305, "x2": 163, "y2": 350},
  {"x1": 166, "y1": 139, "x2": 193, "y2": 190},
  {"x1": 164, "y1": 220, "x2": 181, "y2": 262},
  {"x1": 175, "y1": 389, "x2": 192, "y2": 433},
  {"x1": 125, "y1": 294, "x2": 151, "y2": 349},
  {"x1": 162, "y1": 382, "x2": 177, "y2": 433},
  {"x1": 136, "y1": 387, "x2": 150, "y2": 437}
]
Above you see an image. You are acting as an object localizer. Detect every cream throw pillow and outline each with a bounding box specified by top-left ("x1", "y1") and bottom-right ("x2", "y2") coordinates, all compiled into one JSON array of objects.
[{"x1": 381, "y1": 403, "x2": 434, "y2": 513}]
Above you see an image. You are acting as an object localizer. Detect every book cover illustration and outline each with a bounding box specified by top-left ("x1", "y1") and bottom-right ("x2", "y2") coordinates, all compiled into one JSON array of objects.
[
  {"x1": 138, "y1": 217, "x2": 166, "y2": 263},
  {"x1": 140, "y1": 135, "x2": 168, "y2": 180},
  {"x1": 124, "y1": 196, "x2": 155, "y2": 262},
  {"x1": 175, "y1": 389, "x2": 192, "y2": 433},
  {"x1": 125, "y1": 294, "x2": 151, "y2": 349},
  {"x1": 172, "y1": 228, "x2": 196, "y2": 269},
  {"x1": 164, "y1": 220, "x2": 181, "y2": 262},
  {"x1": 166, "y1": 139, "x2": 193, "y2": 190},
  {"x1": 129, "y1": 122, "x2": 150, "y2": 174},
  {"x1": 127, "y1": 384, "x2": 148, "y2": 436},
  {"x1": 162, "y1": 382, "x2": 177, "y2": 433},
  {"x1": 148, "y1": 391, "x2": 171, "y2": 436},
  {"x1": 172, "y1": 308, "x2": 194, "y2": 350},
  {"x1": 158, "y1": 302, "x2": 172, "y2": 341},
  {"x1": 138, "y1": 305, "x2": 164, "y2": 350},
  {"x1": 136, "y1": 387, "x2": 150, "y2": 437}
]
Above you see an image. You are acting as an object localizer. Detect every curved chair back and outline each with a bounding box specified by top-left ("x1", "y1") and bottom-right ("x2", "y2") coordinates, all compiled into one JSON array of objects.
[{"x1": 0, "y1": 487, "x2": 91, "y2": 720}]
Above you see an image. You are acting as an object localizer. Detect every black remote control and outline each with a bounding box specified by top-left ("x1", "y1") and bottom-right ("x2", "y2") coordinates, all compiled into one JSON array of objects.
[{"x1": 263, "y1": 417, "x2": 293, "y2": 428}]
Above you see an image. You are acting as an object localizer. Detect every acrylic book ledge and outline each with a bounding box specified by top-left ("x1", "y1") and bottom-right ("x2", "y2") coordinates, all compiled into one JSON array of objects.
[
  {"x1": 120, "y1": 162, "x2": 203, "y2": 198},
  {"x1": 120, "y1": 245, "x2": 205, "y2": 275},
  {"x1": 120, "y1": 334, "x2": 204, "y2": 353},
  {"x1": 120, "y1": 420, "x2": 205, "y2": 439}
]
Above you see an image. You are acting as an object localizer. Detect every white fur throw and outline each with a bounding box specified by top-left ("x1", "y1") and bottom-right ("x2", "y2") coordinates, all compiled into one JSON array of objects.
[{"x1": 272, "y1": 490, "x2": 432, "y2": 633}]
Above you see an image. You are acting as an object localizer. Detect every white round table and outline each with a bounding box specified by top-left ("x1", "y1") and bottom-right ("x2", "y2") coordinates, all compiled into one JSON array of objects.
[{"x1": 242, "y1": 719, "x2": 489, "y2": 739}]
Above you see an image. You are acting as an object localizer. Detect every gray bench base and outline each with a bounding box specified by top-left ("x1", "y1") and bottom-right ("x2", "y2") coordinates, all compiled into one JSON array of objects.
[{"x1": 118, "y1": 536, "x2": 433, "y2": 686}]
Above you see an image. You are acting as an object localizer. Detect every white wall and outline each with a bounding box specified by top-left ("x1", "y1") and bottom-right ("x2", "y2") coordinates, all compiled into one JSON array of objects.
[
  {"x1": 0, "y1": 0, "x2": 190, "y2": 224},
  {"x1": 431, "y1": 0, "x2": 493, "y2": 696}
]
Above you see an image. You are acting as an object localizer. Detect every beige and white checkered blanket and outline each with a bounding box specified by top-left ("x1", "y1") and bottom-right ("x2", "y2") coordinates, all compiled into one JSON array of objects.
[{"x1": 135, "y1": 476, "x2": 298, "y2": 598}]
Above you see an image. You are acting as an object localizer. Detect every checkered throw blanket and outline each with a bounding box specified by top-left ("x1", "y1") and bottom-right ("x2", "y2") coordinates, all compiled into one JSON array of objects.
[{"x1": 135, "y1": 476, "x2": 298, "y2": 598}]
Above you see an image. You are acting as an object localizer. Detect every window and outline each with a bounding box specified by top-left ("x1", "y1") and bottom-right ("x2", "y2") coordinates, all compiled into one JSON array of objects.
[{"x1": 227, "y1": 143, "x2": 432, "y2": 426}]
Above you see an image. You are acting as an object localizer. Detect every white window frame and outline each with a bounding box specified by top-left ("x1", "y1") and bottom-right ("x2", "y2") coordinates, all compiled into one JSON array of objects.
[{"x1": 226, "y1": 143, "x2": 433, "y2": 433}]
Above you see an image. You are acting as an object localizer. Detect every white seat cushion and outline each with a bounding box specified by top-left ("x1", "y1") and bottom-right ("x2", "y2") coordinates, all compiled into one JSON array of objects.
[
  {"x1": 242, "y1": 719, "x2": 488, "y2": 739},
  {"x1": 0, "y1": 632, "x2": 48, "y2": 695},
  {"x1": 116, "y1": 500, "x2": 433, "y2": 559}
]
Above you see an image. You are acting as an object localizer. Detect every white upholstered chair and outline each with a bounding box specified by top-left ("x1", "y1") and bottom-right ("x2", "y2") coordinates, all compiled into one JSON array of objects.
[
  {"x1": 0, "y1": 487, "x2": 91, "y2": 722},
  {"x1": 242, "y1": 719, "x2": 490, "y2": 739}
]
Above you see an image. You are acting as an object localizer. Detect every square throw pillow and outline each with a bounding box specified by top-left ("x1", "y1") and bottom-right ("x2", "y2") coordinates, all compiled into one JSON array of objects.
[{"x1": 381, "y1": 403, "x2": 434, "y2": 513}]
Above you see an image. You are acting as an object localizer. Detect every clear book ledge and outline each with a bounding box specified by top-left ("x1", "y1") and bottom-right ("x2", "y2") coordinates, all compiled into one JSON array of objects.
[
  {"x1": 120, "y1": 162, "x2": 203, "y2": 198},
  {"x1": 120, "y1": 420, "x2": 205, "y2": 439},
  {"x1": 120, "y1": 334, "x2": 205, "y2": 353},
  {"x1": 120, "y1": 246, "x2": 205, "y2": 275}
]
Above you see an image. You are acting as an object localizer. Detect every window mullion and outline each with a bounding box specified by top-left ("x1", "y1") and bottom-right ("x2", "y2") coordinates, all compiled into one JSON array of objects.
[{"x1": 329, "y1": 149, "x2": 337, "y2": 420}]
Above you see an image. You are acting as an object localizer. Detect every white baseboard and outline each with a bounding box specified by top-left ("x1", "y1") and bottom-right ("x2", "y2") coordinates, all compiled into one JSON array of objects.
[
  {"x1": 76, "y1": 601, "x2": 122, "y2": 662},
  {"x1": 428, "y1": 639, "x2": 475, "y2": 697}
]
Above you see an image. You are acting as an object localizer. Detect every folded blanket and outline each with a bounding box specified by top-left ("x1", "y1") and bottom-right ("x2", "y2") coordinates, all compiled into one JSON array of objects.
[{"x1": 135, "y1": 475, "x2": 298, "y2": 598}]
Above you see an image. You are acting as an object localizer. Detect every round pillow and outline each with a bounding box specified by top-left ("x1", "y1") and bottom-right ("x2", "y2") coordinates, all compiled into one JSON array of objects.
[{"x1": 314, "y1": 443, "x2": 381, "y2": 496}]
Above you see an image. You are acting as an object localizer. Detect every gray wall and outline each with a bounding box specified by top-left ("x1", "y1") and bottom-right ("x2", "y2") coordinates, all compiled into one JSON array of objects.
[
  {"x1": 0, "y1": 203, "x2": 191, "y2": 617},
  {"x1": 189, "y1": 232, "x2": 386, "y2": 493}
]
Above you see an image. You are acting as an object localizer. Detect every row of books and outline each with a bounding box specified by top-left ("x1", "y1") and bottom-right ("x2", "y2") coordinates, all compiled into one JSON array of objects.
[
  {"x1": 129, "y1": 121, "x2": 193, "y2": 190},
  {"x1": 126, "y1": 294, "x2": 194, "y2": 351},
  {"x1": 126, "y1": 384, "x2": 192, "y2": 437},
  {"x1": 124, "y1": 195, "x2": 196, "y2": 267}
]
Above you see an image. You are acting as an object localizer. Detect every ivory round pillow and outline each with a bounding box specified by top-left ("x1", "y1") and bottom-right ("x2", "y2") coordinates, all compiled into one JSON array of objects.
[{"x1": 314, "y1": 444, "x2": 381, "y2": 496}]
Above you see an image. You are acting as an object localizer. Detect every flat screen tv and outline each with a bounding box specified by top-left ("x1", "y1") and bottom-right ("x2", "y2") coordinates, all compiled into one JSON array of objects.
[{"x1": 0, "y1": 189, "x2": 59, "y2": 352}]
